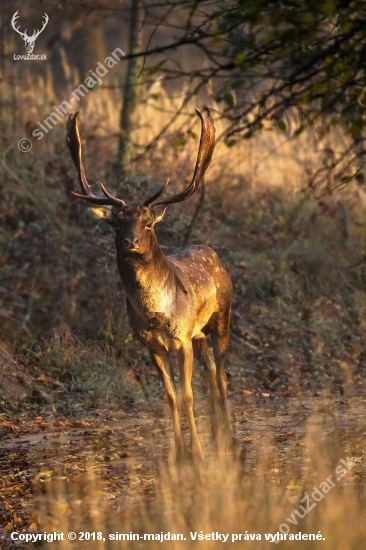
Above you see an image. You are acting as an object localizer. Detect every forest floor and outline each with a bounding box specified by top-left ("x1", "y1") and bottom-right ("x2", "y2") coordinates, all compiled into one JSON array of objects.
[{"x1": 1, "y1": 380, "x2": 366, "y2": 542}]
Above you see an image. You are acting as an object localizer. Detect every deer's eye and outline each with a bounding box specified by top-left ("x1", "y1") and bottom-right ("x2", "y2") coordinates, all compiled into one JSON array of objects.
[{"x1": 146, "y1": 221, "x2": 153, "y2": 230}]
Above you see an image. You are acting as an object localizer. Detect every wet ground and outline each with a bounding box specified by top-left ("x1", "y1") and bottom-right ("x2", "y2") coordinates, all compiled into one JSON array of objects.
[{"x1": 1, "y1": 392, "x2": 365, "y2": 548}]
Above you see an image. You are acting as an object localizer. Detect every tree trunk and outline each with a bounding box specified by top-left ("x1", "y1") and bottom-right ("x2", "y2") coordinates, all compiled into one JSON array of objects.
[
  {"x1": 71, "y1": 24, "x2": 107, "y2": 83},
  {"x1": 117, "y1": 0, "x2": 143, "y2": 185}
]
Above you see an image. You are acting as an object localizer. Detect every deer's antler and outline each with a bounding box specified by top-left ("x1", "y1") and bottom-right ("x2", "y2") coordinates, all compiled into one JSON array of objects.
[
  {"x1": 32, "y1": 13, "x2": 49, "y2": 40},
  {"x1": 11, "y1": 11, "x2": 49, "y2": 42},
  {"x1": 11, "y1": 11, "x2": 27, "y2": 39},
  {"x1": 144, "y1": 108, "x2": 215, "y2": 207},
  {"x1": 66, "y1": 113, "x2": 126, "y2": 207}
]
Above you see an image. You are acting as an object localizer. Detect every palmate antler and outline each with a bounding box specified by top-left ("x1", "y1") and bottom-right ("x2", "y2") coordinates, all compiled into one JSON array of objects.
[
  {"x1": 66, "y1": 113, "x2": 125, "y2": 207},
  {"x1": 66, "y1": 109, "x2": 216, "y2": 209},
  {"x1": 144, "y1": 109, "x2": 216, "y2": 207}
]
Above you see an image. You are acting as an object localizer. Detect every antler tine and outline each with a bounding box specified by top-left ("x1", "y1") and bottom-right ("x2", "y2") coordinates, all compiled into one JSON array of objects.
[
  {"x1": 148, "y1": 108, "x2": 215, "y2": 208},
  {"x1": 143, "y1": 178, "x2": 170, "y2": 206},
  {"x1": 33, "y1": 13, "x2": 49, "y2": 39},
  {"x1": 100, "y1": 182, "x2": 126, "y2": 205},
  {"x1": 11, "y1": 11, "x2": 26, "y2": 38},
  {"x1": 66, "y1": 113, "x2": 125, "y2": 207}
]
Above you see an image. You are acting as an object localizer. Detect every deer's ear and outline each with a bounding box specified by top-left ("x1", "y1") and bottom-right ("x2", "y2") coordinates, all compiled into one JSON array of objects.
[
  {"x1": 153, "y1": 206, "x2": 168, "y2": 224},
  {"x1": 91, "y1": 206, "x2": 113, "y2": 221}
]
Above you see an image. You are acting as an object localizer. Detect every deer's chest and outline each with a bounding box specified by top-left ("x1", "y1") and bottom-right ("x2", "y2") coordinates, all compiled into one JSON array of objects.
[
  {"x1": 128, "y1": 304, "x2": 182, "y2": 351},
  {"x1": 127, "y1": 282, "x2": 174, "y2": 321},
  {"x1": 125, "y1": 289, "x2": 181, "y2": 350}
]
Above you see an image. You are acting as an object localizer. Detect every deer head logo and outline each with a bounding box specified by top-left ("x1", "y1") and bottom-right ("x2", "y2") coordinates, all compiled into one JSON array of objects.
[{"x1": 11, "y1": 11, "x2": 49, "y2": 54}]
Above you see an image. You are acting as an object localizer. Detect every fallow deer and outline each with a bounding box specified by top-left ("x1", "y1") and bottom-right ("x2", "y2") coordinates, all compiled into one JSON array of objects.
[{"x1": 66, "y1": 109, "x2": 233, "y2": 459}]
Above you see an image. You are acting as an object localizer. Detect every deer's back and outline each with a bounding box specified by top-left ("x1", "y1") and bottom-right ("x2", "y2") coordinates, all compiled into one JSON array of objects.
[{"x1": 168, "y1": 245, "x2": 232, "y2": 331}]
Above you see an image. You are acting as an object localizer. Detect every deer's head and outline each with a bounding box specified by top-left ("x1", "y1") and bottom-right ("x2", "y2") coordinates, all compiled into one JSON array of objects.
[
  {"x1": 11, "y1": 11, "x2": 49, "y2": 54},
  {"x1": 93, "y1": 204, "x2": 166, "y2": 257},
  {"x1": 66, "y1": 110, "x2": 215, "y2": 256}
]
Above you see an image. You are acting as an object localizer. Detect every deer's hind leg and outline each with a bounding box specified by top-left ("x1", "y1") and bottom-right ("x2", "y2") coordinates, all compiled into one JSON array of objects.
[
  {"x1": 211, "y1": 308, "x2": 234, "y2": 448},
  {"x1": 193, "y1": 335, "x2": 221, "y2": 441}
]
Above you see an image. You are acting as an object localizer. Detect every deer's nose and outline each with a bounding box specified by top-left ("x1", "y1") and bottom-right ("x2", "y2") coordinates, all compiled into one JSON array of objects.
[{"x1": 123, "y1": 237, "x2": 139, "y2": 248}]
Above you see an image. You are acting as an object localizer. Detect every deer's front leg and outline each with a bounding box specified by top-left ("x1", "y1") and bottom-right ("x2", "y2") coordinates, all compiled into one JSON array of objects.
[
  {"x1": 177, "y1": 342, "x2": 203, "y2": 460},
  {"x1": 149, "y1": 349, "x2": 185, "y2": 458}
]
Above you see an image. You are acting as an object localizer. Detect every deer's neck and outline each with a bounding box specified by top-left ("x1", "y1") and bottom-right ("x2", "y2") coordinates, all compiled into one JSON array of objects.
[{"x1": 115, "y1": 237, "x2": 174, "y2": 317}]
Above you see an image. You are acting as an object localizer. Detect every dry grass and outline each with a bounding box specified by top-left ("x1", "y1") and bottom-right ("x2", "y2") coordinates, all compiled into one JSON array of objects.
[{"x1": 32, "y1": 401, "x2": 366, "y2": 550}]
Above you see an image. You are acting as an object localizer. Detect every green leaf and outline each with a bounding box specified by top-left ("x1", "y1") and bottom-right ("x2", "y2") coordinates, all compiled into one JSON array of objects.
[
  {"x1": 234, "y1": 52, "x2": 247, "y2": 65},
  {"x1": 146, "y1": 61, "x2": 166, "y2": 76},
  {"x1": 171, "y1": 137, "x2": 186, "y2": 148},
  {"x1": 277, "y1": 120, "x2": 286, "y2": 132},
  {"x1": 294, "y1": 125, "x2": 305, "y2": 136},
  {"x1": 222, "y1": 93, "x2": 235, "y2": 108},
  {"x1": 349, "y1": 121, "x2": 364, "y2": 139},
  {"x1": 321, "y1": 0, "x2": 336, "y2": 16}
]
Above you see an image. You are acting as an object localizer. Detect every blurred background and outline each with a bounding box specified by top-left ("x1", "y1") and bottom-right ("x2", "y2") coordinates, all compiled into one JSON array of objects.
[{"x1": 1, "y1": 1, "x2": 366, "y2": 546}]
